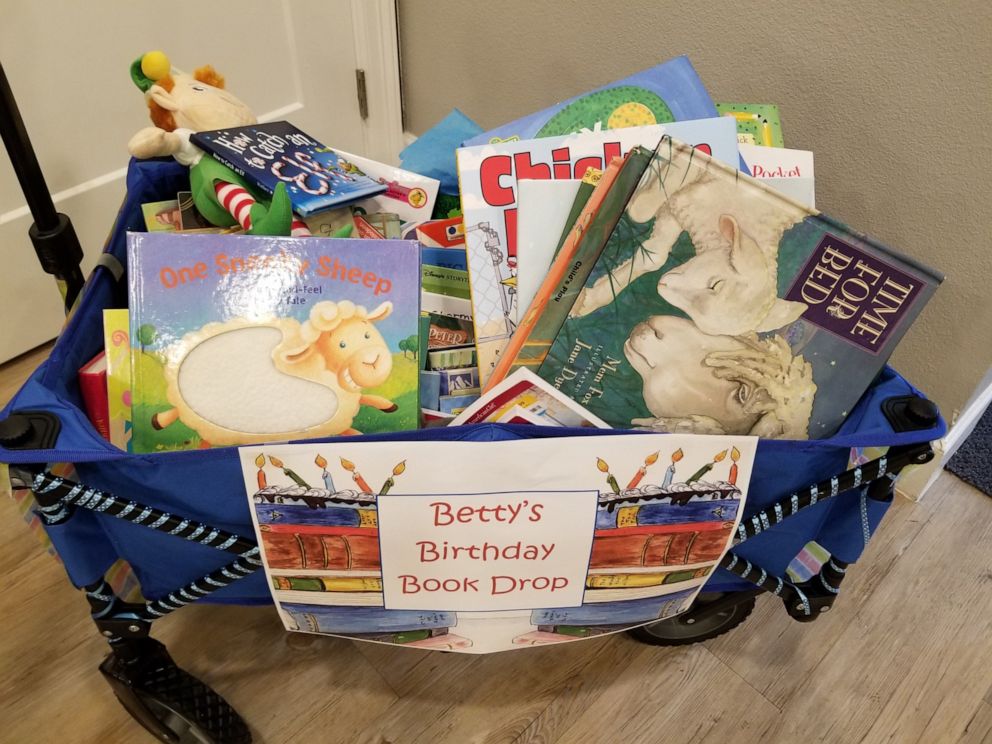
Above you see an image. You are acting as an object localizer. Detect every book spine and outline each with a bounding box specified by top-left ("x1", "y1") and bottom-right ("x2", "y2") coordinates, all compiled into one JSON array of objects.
[
  {"x1": 589, "y1": 526, "x2": 730, "y2": 569},
  {"x1": 584, "y1": 567, "x2": 709, "y2": 589},
  {"x1": 530, "y1": 590, "x2": 694, "y2": 626},
  {"x1": 78, "y1": 366, "x2": 110, "y2": 441},
  {"x1": 261, "y1": 532, "x2": 380, "y2": 570},
  {"x1": 272, "y1": 575, "x2": 383, "y2": 592},
  {"x1": 484, "y1": 156, "x2": 630, "y2": 388},
  {"x1": 282, "y1": 602, "x2": 455, "y2": 633}
]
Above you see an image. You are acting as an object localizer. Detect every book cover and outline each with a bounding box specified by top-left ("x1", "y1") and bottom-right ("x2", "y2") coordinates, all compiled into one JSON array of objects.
[
  {"x1": 141, "y1": 199, "x2": 180, "y2": 232},
  {"x1": 715, "y1": 102, "x2": 785, "y2": 147},
  {"x1": 464, "y1": 56, "x2": 719, "y2": 146},
  {"x1": 331, "y1": 148, "x2": 439, "y2": 224},
  {"x1": 515, "y1": 178, "x2": 583, "y2": 312},
  {"x1": 487, "y1": 149, "x2": 654, "y2": 386},
  {"x1": 457, "y1": 117, "x2": 740, "y2": 386},
  {"x1": 190, "y1": 121, "x2": 387, "y2": 217},
  {"x1": 540, "y1": 138, "x2": 942, "y2": 438},
  {"x1": 103, "y1": 309, "x2": 133, "y2": 451},
  {"x1": 78, "y1": 351, "x2": 110, "y2": 441},
  {"x1": 739, "y1": 144, "x2": 815, "y2": 207},
  {"x1": 127, "y1": 232, "x2": 421, "y2": 452}
]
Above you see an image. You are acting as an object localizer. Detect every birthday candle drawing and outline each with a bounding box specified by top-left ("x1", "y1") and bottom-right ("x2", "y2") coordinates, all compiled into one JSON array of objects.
[
  {"x1": 627, "y1": 451, "x2": 660, "y2": 489},
  {"x1": 314, "y1": 454, "x2": 334, "y2": 491},
  {"x1": 379, "y1": 461, "x2": 407, "y2": 495},
  {"x1": 340, "y1": 457, "x2": 372, "y2": 493},
  {"x1": 596, "y1": 458, "x2": 621, "y2": 495},
  {"x1": 254, "y1": 454, "x2": 267, "y2": 490},
  {"x1": 662, "y1": 448, "x2": 684, "y2": 487},
  {"x1": 729, "y1": 446, "x2": 741, "y2": 485},
  {"x1": 686, "y1": 449, "x2": 727, "y2": 484},
  {"x1": 268, "y1": 455, "x2": 311, "y2": 488}
]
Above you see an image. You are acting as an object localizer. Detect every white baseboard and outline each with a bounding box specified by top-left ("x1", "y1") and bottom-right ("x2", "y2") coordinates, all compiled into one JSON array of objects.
[{"x1": 895, "y1": 380, "x2": 992, "y2": 501}]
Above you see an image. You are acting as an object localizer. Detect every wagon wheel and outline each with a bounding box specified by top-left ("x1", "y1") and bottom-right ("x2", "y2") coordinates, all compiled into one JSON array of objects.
[
  {"x1": 627, "y1": 592, "x2": 756, "y2": 646},
  {"x1": 100, "y1": 640, "x2": 251, "y2": 743}
]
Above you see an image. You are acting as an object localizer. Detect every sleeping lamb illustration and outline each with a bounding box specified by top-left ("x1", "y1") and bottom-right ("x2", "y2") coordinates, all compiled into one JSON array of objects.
[
  {"x1": 571, "y1": 152, "x2": 810, "y2": 336},
  {"x1": 624, "y1": 315, "x2": 816, "y2": 439},
  {"x1": 153, "y1": 300, "x2": 397, "y2": 445}
]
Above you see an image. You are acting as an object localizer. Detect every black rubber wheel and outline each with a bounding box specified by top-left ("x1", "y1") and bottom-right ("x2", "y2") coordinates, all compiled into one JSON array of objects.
[
  {"x1": 627, "y1": 592, "x2": 756, "y2": 646},
  {"x1": 101, "y1": 642, "x2": 251, "y2": 744}
]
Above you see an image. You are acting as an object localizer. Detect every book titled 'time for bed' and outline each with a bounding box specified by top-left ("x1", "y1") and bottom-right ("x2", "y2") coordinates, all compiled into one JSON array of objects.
[{"x1": 126, "y1": 232, "x2": 420, "y2": 453}]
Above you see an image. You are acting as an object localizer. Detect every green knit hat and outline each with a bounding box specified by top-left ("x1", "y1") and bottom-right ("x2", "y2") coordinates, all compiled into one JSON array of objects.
[{"x1": 129, "y1": 51, "x2": 171, "y2": 93}]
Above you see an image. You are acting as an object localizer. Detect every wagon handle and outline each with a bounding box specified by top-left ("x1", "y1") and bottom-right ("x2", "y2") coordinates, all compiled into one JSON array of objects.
[{"x1": 0, "y1": 60, "x2": 85, "y2": 312}]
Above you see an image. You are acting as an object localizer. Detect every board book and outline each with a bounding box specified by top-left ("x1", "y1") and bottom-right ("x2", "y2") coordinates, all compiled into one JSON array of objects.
[
  {"x1": 127, "y1": 232, "x2": 421, "y2": 452},
  {"x1": 190, "y1": 122, "x2": 387, "y2": 217},
  {"x1": 715, "y1": 102, "x2": 785, "y2": 147},
  {"x1": 538, "y1": 137, "x2": 942, "y2": 439},
  {"x1": 457, "y1": 116, "x2": 740, "y2": 386},
  {"x1": 464, "y1": 56, "x2": 719, "y2": 146}
]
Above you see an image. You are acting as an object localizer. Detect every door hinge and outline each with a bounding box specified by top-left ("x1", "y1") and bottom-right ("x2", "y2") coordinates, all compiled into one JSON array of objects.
[{"x1": 355, "y1": 69, "x2": 368, "y2": 120}]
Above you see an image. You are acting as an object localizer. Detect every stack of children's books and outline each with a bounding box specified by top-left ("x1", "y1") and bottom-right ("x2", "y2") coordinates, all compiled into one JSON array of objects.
[{"x1": 82, "y1": 55, "x2": 940, "y2": 452}]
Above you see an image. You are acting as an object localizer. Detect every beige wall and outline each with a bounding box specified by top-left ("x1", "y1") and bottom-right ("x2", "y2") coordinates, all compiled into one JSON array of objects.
[{"x1": 398, "y1": 0, "x2": 992, "y2": 421}]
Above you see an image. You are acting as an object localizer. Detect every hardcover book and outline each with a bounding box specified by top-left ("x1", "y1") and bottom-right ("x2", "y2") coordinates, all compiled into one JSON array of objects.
[
  {"x1": 190, "y1": 121, "x2": 387, "y2": 217},
  {"x1": 127, "y1": 232, "x2": 420, "y2": 452},
  {"x1": 464, "y1": 56, "x2": 719, "y2": 146},
  {"x1": 539, "y1": 137, "x2": 942, "y2": 439},
  {"x1": 487, "y1": 148, "x2": 653, "y2": 386},
  {"x1": 715, "y1": 102, "x2": 785, "y2": 147},
  {"x1": 457, "y1": 117, "x2": 739, "y2": 385}
]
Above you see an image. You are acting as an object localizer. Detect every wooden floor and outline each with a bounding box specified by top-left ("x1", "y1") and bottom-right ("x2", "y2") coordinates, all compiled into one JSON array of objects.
[{"x1": 1, "y1": 344, "x2": 991, "y2": 744}]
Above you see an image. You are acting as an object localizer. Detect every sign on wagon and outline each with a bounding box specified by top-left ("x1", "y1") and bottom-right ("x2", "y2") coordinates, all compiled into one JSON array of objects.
[{"x1": 239, "y1": 433, "x2": 756, "y2": 654}]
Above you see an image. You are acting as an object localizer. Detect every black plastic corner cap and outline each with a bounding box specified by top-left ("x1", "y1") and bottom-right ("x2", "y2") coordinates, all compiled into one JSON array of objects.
[
  {"x1": 0, "y1": 410, "x2": 60, "y2": 450},
  {"x1": 882, "y1": 395, "x2": 940, "y2": 433}
]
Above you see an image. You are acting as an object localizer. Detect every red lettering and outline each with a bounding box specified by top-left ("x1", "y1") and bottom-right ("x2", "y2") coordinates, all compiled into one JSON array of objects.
[
  {"x1": 572, "y1": 156, "x2": 602, "y2": 179},
  {"x1": 513, "y1": 152, "x2": 552, "y2": 182},
  {"x1": 479, "y1": 155, "x2": 514, "y2": 207},
  {"x1": 693, "y1": 143, "x2": 712, "y2": 156},
  {"x1": 602, "y1": 141, "x2": 622, "y2": 165},
  {"x1": 504, "y1": 208, "x2": 518, "y2": 259},
  {"x1": 551, "y1": 147, "x2": 571, "y2": 179}
]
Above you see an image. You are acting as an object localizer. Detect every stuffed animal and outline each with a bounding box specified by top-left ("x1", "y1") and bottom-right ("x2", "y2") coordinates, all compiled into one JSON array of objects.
[{"x1": 127, "y1": 50, "x2": 310, "y2": 237}]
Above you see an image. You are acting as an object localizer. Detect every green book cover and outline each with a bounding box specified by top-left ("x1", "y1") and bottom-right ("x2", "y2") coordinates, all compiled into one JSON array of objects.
[
  {"x1": 715, "y1": 102, "x2": 785, "y2": 147},
  {"x1": 538, "y1": 138, "x2": 941, "y2": 439},
  {"x1": 552, "y1": 173, "x2": 599, "y2": 260},
  {"x1": 497, "y1": 146, "x2": 656, "y2": 379}
]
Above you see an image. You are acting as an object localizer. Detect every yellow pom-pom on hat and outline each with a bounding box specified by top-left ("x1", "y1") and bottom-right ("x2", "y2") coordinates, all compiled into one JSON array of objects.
[
  {"x1": 141, "y1": 51, "x2": 170, "y2": 82},
  {"x1": 130, "y1": 50, "x2": 171, "y2": 93}
]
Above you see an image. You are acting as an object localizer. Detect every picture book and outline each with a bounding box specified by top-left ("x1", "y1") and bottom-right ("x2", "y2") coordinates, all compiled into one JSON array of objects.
[
  {"x1": 715, "y1": 102, "x2": 785, "y2": 147},
  {"x1": 457, "y1": 116, "x2": 740, "y2": 386},
  {"x1": 190, "y1": 122, "x2": 387, "y2": 217},
  {"x1": 464, "y1": 56, "x2": 719, "y2": 146},
  {"x1": 487, "y1": 148, "x2": 653, "y2": 387},
  {"x1": 451, "y1": 368, "x2": 609, "y2": 428},
  {"x1": 739, "y1": 144, "x2": 815, "y2": 207},
  {"x1": 331, "y1": 148, "x2": 439, "y2": 224},
  {"x1": 103, "y1": 309, "x2": 133, "y2": 451},
  {"x1": 127, "y1": 232, "x2": 421, "y2": 452},
  {"x1": 515, "y1": 178, "x2": 582, "y2": 312},
  {"x1": 141, "y1": 199, "x2": 180, "y2": 232},
  {"x1": 240, "y1": 432, "x2": 756, "y2": 652},
  {"x1": 538, "y1": 138, "x2": 942, "y2": 438},
  {"x1": 78, "y1": 351, "x2": 109, "y2": 441}
]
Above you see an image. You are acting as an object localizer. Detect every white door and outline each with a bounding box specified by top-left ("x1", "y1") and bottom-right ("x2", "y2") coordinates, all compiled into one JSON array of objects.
[{"x1": 0, "y1": 0, "x2": 404, "y2": 363}]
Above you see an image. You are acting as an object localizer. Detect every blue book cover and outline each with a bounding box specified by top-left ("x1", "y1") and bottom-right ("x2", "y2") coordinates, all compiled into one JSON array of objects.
[
  {"x1": 531, "y1": 589, "x2": 695, "y2": 626},
  {"x1": 282, "y1": 603, "x2": 455, "y2": 633},
  {"x1": 191, "y1": 121, "x2": 387, "y2": 216},
  {"x1": 463, "y1": 56, "x2": 718, "y2": 146},
  {"x1": 127, "y1": 232, "x2": 421, "y2": 452}
]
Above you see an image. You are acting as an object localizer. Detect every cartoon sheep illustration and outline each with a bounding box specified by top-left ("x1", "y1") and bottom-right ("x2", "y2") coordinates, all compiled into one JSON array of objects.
[
  {"x1": 570, "y1": 142, "x2": 810, "y2": 336},
  {"x1": 152, "y1": 300, "x2": 397, "y2": 446}
]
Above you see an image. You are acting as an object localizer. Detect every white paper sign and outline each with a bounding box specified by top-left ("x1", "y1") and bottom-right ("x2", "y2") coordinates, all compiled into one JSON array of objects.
[
  {"x1": 240, "y1": 433, "x2": 757, "y2": 653},
  {"x1": 378, "y1": 489, "x2": 597, "y2": 610}
]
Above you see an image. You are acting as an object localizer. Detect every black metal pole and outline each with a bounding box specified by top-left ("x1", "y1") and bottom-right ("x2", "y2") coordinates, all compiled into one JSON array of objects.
[{"x1": 0, "y1": 60, "x2": 85, "y2": 312}]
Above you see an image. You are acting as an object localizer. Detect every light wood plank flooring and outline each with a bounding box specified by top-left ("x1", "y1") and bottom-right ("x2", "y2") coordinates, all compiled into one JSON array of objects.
[{"x1": 1, "y1": 344, "x2": 990, "y2": 744}]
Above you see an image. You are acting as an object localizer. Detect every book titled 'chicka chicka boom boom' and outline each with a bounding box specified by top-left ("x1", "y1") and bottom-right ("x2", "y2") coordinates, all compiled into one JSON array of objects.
[{"x1": 127, "y1": 232, "x2": 420, "y2": 452}]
